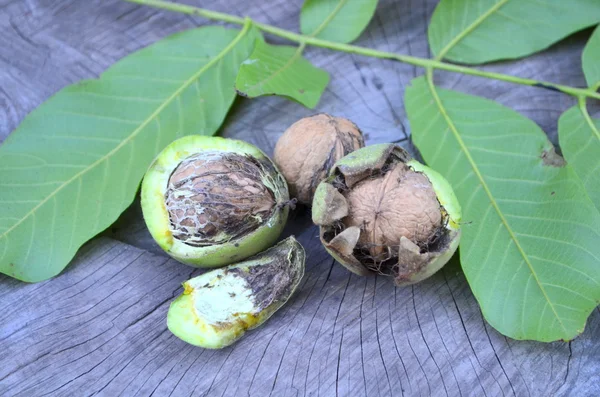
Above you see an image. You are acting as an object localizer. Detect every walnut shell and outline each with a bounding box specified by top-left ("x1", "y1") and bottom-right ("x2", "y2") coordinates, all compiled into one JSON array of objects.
[
  {"x1": 312, "y1": 144, "x2": 462, "y2": 287},
  {"x1": 274, "y1": 114, "x2": 364, "y2": 205},
  {"x1": 165, "y1": 152, "x2": 275, "y2": 247},
  {"x1": 343, "y1": 162, "x2": 443, "y2": 262}
]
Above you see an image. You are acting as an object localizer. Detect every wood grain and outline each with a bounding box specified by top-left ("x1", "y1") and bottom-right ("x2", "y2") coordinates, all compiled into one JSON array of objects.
[
  {"x1": 1, "y1": 233, "x2": 599, "y2": 396},
  {"x1": 1, "y1": 0, "x2": 599, "y2": 396}
]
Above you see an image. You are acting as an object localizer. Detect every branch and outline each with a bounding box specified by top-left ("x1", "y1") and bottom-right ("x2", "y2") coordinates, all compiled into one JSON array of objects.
[{"x1": 126, "y1": 0, "x2": 600, "y2": 101}]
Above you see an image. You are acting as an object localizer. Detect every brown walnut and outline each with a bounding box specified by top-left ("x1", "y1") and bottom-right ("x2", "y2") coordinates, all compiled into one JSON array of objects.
[
  {"x1": 343, "y1": 161, "x2": 443, "y2": 263},
  {"x1": 274, "y1": 114, "x2": 364, "y2": 205}
]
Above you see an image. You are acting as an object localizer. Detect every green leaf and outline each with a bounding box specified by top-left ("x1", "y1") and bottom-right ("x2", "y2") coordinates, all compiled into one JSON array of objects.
[
  {"x1": 235, "y1": 40, "x2": 329, "y2": 109},
  {"x1": 405, "y1": 76, "x2": 600, "y2": 342},
  {"x1": 582, "y1": 25, "x2": 600, "y2": 88},
  {"x1": 558, "y1": 106, "x2": 600, "y2": 211},
  {"x1": 559, "y1": 26, "x2": 600, "y2": 211},
  {"x1": 300, "y1": 0, "x2": 378, "y2": 43},
  {"x1": 0, "y1": 25, "x2": 259, "y2": 282},
  {"x1": 238, "y1": 0, "x2": 377, "y2": 107},
  {"x1": 428, "y1": 0, "x2": 600, "y2": 64}
]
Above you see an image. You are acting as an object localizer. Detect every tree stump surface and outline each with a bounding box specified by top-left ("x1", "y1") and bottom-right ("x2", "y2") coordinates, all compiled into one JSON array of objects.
[{"x1": 1, "y1": 1, "x2": 598, "y2": 396}]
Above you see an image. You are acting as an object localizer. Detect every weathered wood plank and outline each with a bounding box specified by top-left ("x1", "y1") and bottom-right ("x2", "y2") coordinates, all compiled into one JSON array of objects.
[{"x1": 1, "y1": 0, "x2": 600, "y2": 396}]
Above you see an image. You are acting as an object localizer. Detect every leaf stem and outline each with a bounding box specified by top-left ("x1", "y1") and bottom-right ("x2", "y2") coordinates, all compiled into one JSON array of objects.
[
  {"x1": 126, "y1": 0, "x2": 600, "y2": 101},
  {"x1": 578, "y1": 97, "x2": 600, "y2": 141}
]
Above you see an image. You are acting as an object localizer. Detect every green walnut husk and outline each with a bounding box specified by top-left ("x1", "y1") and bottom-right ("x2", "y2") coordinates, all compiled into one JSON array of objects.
[
  {"x1": 312, "y1": 144, "x2": 461, "y2": 286},
  {"x1": 167, "y1": 236, "x2": 305, "y2": 348},
  {"x1": 141, "y1": 136, "x2": 289, "y2": 268}
]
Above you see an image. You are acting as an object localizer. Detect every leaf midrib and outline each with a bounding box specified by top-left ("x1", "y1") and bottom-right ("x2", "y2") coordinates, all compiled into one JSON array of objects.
[
  {"x1": 435, "y1": 0, "x2": 510, "y2": 60},
  {"x1": 0, "y1": 24, "x2": 250, "y2": 246},
  {"x1": 424, "y1": 72, "x2": 568, "y2": 335},
  {"x1": 309, "y1": 0, "x2": 350, "y2": 38},
  {"x1": 427, "y1": 0, "x2": 570, "y2": 335}
]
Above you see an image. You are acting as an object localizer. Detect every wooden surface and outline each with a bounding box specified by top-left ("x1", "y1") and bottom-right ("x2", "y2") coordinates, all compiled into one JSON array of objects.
[{"x1": 1, "y1": 0, "x2": 599, "y2": 396}]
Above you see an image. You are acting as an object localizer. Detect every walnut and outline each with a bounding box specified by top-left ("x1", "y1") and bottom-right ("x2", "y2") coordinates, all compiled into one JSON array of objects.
[
  {"x1": 312, "y1": 144, "x2": 462, "y2": 286},
  {"x1": 274, "y1": 114, "x2": 364, "y2": 205},
  {"x1": 343, "y1": 162, "x2": 443, "y2": 262},
  {"x1": 141, "y1": 136, "x2": 290, "y2": 268}
]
